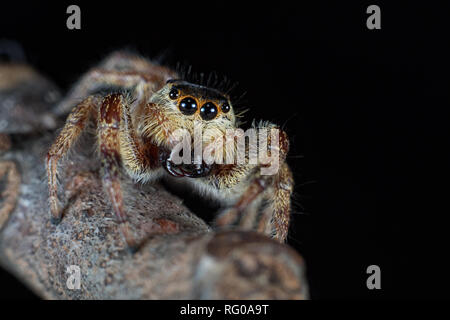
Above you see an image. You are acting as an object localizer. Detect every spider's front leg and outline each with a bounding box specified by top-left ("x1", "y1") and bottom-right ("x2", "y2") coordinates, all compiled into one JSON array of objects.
[
  {"x1": 54, "y1": 52, "x2": 175, "y2": 116},
  {"x1": 54, "y1": 70, "x2": 147, "y2": 116},
  {"x1": 97, "y1": 93, "x2": 139, "y2": 250},
  {"x1": 47, "y1": 96, "x2": 99, "y2": 223},
  {"x1": 212, "y1": 128, "x2": 293, "y2": 242},
  {"x1": 256, "y1": 162, "x2": 294, "y2": 242}
]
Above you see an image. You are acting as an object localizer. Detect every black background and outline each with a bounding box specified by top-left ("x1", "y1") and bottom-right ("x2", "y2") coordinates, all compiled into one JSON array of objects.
[{"x1": 1, "y1": 1, "x2": 449, "y2": 300}]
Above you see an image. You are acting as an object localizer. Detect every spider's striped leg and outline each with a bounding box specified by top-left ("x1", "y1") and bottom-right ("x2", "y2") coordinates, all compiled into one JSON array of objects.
[
  {"x1": 46, "y1": 96, "x2": 99, "y2": 223},
  {"x1": 213, "y1": 127, "x2": 293, "y2": 242},
  {"x1": 213, "y1": 173, "x2": 270, "y2": 229},
  {"x1": 54, "y1": 70, "x2": 146, "y2": 116},
  {"x1": 54, "y1": 55, "x2": 175, "y2": 116},
  {"x1": 257, "y1": 163, "x2": 294, "y2": 242},
  {"x1": 97, "y1": 93, "x2": 142, "y2": 251}
]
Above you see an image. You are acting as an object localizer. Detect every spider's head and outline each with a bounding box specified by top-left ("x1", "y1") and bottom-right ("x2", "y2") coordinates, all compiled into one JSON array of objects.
[
  {"x1": 141, "y1": 79, "x2": 237, "y2": 149},
  {"x1": 163, "y1": 79, "x2": 235, "y2": 124}
]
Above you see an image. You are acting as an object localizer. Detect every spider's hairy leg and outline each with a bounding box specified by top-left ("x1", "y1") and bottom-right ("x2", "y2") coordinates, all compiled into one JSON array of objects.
[
  {"x1": 214, "y1": 169, "x2": 292, "y2": 243},
  {"x1": 213, "y1": 127, "x2": 293, "y2": 242},
  {"x1": 213, "y1": 171, "x2": 269, "y2": 227},
  {"x1": 54, "y1": 70, "x2": 146, "y2": 116},
  {"x1": 97, "y1": 93, "x2": 138, "y2": 251},
  {"x1": 0, "y1": 160, "x2": 20, "y2": 228},
  {"x1": 46, "y1": 96, "x2": 99, "y2": 223},
  {"x1": 257, "y1": 163, "x2": 294, "y2": 242},
  {"x1": 255, "y1": 127, "x2": 292, "y2": 242},
  {"x1": 237, "y1": 191, "x2": 263, "y2": 230},
  {"x1": 54, "y1": 52, "x2": 176, "y2": 116},
  {"x1": 99, "y1": 51, "x2": 162, "y2": 74}
]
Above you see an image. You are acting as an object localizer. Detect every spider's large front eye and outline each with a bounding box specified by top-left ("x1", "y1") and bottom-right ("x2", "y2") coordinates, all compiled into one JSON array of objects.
[
  {"x1": 179, "y1": 97, "x2": 197, "y2": 115},
  {"x1": 169, "y1": 88, "x2": 179, "y2": 100},
  {"x1": 200, "y1": 102, "x2": 218, "y2": 120}
]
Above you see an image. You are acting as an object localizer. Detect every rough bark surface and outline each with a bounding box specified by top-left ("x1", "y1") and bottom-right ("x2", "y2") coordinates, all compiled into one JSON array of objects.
[{"x1": 0, "y1": 62, "x2": 309, "y2": 300}]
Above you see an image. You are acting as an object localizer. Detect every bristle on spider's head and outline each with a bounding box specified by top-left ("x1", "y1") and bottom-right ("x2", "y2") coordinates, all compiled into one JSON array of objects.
[
  {"x1": 171, "y1": 62, "x2": 248, "y2": 116},
  {"x1": 173, "y1": 63, "x2": 242, "y2": 97}
]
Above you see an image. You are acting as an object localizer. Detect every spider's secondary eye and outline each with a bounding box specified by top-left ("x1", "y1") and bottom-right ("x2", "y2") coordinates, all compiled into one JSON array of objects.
[
  {"x1": 169, "y1": 88, "x2": 179, "y2": 100},
  {"x1": 200, "y1": 102, "x2": 218, "y2": 120},
  {"x1": 221, "y1": 102, "x2": 231, "y2": 113},
  {"x1": 179, "y1": 97, "x2": 197, "y2": 115}
]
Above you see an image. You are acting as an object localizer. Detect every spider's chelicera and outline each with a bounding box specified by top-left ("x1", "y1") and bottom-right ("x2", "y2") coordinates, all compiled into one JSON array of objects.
[{"x1": 46, "y1": 51, "x2": 293, "y2": 251}]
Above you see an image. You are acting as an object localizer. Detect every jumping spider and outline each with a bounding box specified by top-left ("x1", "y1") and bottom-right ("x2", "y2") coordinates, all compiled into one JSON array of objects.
[{"x1": 47, "y1": 51, "x2": 293, "y2": 250}]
